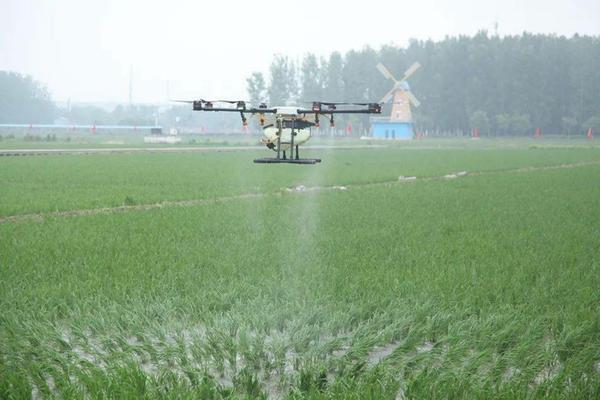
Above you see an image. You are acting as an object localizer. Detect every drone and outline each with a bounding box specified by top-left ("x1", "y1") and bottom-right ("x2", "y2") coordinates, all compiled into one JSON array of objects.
[{"x1": 176, "y1": 99, "x2": 382, "y2": 164}]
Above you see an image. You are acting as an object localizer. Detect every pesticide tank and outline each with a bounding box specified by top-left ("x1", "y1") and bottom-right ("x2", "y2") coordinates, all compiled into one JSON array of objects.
[{"x1": 262, "y1": 127, "x2": 311, "y2": 151}]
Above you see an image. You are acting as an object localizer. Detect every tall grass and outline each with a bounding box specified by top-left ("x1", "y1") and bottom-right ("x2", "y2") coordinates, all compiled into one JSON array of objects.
[{"x1": 1, "y1": 146, "x2": 599, "y2": 398}]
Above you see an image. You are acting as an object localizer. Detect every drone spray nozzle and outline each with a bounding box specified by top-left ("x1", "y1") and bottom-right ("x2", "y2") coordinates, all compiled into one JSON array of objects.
[{"x1": 329, "y1": 115, "x2": 335, "y2": 128}]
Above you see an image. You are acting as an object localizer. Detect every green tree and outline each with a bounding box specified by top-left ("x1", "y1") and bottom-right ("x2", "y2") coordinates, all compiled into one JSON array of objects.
[
  {"x1": 246, "y1": 72, "x2": 267, "y2": 106},
  {"x1": 299, "y1": 54, "x2": 323, "y2": 103},
  {"x1": 510, "y1": 114, "x2": 532, "y2": 136},
  {"x1": 323, "y1": 52, "x2": 344, "y2": 101},
  {"x1": 561, "y1": 116, "x2": 578, "y2": 136},
  {"x1": 495, "y1": 114, "x2": 511, "y2": 136},
  {"x1": 259, "y1": 33, "x2": 600, "y2": 136},
  {"x1": 469, "y1": 110, "x2": 491, "y2": 136},
  {"x1": 342, "y1": 47, "x2": 378, "y2": 127},
  {"x1": 66, "y1": 105, "x2": 113, "y2": 124},
  {"x1": 584, "y1": 116, "x2": 600, "y2": 133},
  {"x1": 287, "y1": 61, "x2": 299, "y2": 103},
  {"x1": 268, "y1": 55, "x2": 296, "y2": 106},
  {"x1": 0, "y1": 71, "x2": 55, "y2": 123},
  {"x1": 342, "y1": 47, "x2": 378, "y2": 103},
  {"x1": 111, "y1": 104, "x2": 155, "y2": 125},
  {"x1": 495, "y1": 113, "x2": 531, "y2": 135}
]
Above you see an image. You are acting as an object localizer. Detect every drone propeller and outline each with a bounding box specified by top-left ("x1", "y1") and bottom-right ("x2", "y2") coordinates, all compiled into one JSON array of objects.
[
  {"x1": 318, "y1": 101, "x2": 349, "y2": 105},
  {"x1": 173, "y1": 99, "x2": 250, "y2": 106},
  {"x1": 314, "y1": 101, "x2": 374, "y2": 106},
  {"x1": 212, "y1": 100, "x2": 247, "y2": 109},
  {"x1": 348, "y1": 102, "x2": 377, "y2": 106},
  {"x1": 310, "y1": 101, "x2": 380, "y2": 109},
  {"x1": 216, "y1": 99, "x2": 245, "y2": 104}
]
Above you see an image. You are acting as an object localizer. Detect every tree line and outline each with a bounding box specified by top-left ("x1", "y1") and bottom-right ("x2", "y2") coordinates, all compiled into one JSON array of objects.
[
  {"x1": 0, "y1": 71, "x2": 161, "y2": 126},
  {"x1": 0, "y1": 71, "x2": 242, "y2": 131},
  {"x1": 3, "y1": 32, "x2": 599, "y2": 136},
  {"x1": 247, "y1": 32, "x2": 600, "y2": 136},
  {"x1": 0, "y1": 71, "x2": 55, "y2": 124}
]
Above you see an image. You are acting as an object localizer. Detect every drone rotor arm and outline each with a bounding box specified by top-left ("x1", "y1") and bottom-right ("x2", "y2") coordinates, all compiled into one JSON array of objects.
[
  {"x1": 297, "y1": 105, "x2": 381, "y2": 115},
  {"x1": 192, "y1": 104, "x2": 277, "y2": 114}
]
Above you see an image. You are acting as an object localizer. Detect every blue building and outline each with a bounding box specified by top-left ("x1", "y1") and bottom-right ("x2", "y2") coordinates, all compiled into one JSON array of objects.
[{"x1": 371, "y1": 120, "x2": 414, "y2": 139}]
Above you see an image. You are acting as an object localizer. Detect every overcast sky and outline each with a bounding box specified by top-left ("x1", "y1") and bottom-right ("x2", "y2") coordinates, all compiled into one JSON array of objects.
[{"x1": 2, "y1": 0, "x2": 599, "y2": 103}]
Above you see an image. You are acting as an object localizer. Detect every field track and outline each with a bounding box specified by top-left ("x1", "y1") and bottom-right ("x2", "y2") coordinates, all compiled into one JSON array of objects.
[{"x1": 3, "y1": 159, "x2": 599, "y2": 224}]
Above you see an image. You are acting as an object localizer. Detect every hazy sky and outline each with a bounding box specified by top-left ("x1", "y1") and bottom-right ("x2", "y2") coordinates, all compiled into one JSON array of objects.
[{"x1": 2, "y1": 0, "x2": 599, "y2": 103}]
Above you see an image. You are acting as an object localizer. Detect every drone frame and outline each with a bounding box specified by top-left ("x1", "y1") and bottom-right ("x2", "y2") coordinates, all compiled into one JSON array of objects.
[{"x1": 182, "y1": 100, "x2": 382, "y2": 164}]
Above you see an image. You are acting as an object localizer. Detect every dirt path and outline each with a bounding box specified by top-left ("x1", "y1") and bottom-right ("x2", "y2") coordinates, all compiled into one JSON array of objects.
[{"x1": 2, "y1": 160, "x2": 600, "y2": 224}]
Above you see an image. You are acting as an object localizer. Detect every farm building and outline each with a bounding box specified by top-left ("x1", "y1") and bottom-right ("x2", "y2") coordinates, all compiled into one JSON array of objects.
[
  {"x1": 371, "y1": 120, "x2": 414, "y2": 139},
  {"x1": 371, "y1": 82, "x2": 415, "y2": 140},
  {"x1": 371, "y1": 62, "x2": 421, "y2": 140}
]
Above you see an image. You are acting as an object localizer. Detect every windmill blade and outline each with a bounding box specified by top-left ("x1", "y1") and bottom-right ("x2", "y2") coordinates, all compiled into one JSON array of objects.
[
  {"x1": 400, "y1": 62, "x2": 421, "y2": 82},
  {"x1": 406, "y1": 91, "x2": 421, "y2": 108},
  {"x1": 380, "y1": 87, "x2": 396, "y2": 104},
  {"x1": 376, "y1": 63, "x2": 398, "y2": 82}
]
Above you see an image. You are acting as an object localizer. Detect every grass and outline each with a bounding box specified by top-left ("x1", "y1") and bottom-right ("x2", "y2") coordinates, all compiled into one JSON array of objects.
[
  {"x1": 2, "y1": 141, "x2": 600, "y2": 217},
  {"x1": 1, "y1": 139, "x2": 600, "y2": 398}
]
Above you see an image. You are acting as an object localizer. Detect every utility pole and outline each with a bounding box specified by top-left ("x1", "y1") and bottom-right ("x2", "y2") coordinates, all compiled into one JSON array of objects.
[{"x1": 128, "y1": 65, "x2": 133, "y2": 105}]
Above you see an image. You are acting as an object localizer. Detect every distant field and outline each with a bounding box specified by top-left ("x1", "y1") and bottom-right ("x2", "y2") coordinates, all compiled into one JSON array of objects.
[
  {"x1": 0, "y1": 133, "x2": 595, "y2": 150},
  {"x1": 0, "y1": 133, "x2": 259, "y2": 149},
  {"x1": 1, "y1": 139, "x2": 600, "y2": 217},
  {"x1": 0, "y1": 132, "x2": 385, "y2": 149},
  {"x1": 1, "y1": 139, "x2": 600, "y2": 398}
]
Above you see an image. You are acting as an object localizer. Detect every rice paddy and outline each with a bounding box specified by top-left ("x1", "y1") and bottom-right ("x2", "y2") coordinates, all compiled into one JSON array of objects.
[{"x1": 1, "y1": 139, "x2": 600, "y2": 399}]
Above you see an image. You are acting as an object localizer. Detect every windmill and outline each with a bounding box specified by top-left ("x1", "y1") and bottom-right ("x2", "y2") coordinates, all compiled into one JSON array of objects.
[{"x1": 371, "y1": 62, "x2": 421, "y2": 139}]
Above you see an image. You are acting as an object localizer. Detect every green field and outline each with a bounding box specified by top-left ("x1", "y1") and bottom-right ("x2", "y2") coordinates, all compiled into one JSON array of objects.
[{"x1": 1, "y1": 139, "x2": 600, "y2": 399}]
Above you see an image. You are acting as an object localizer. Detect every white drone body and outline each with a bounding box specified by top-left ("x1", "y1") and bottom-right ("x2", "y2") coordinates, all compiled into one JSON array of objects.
[{"x1": 261, "y1": 107, "x2": 312, "y2": 151}]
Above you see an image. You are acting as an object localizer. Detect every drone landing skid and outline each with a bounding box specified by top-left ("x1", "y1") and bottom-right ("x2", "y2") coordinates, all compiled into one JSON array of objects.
[
  {"x1": 254, "y1": 157, "x2": 321, "y2": 165},
  {"x1": 256, "y1": 137, "x2": 320, "y2": 165}
]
